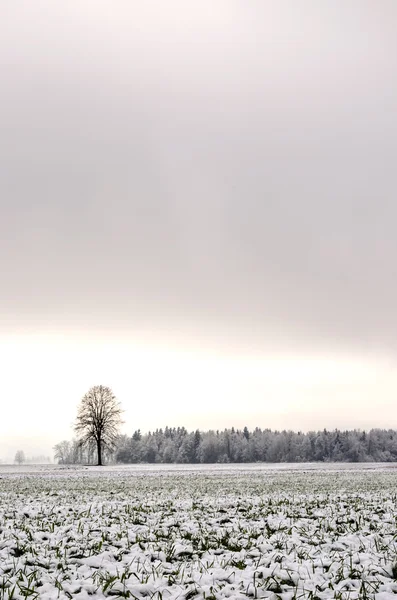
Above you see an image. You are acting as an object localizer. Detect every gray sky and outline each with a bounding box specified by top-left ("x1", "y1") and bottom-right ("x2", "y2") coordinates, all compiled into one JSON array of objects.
[{"x1": 1, "y1": 1, "x2": 397, "y2": 458}]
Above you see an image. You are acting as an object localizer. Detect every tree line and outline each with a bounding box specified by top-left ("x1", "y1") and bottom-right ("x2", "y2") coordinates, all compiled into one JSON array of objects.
[
  {"x1": 54, "y1": 425, "x2": 397, "y2": 464},
  {"x1": 12, "y1": 451, "x2": 52, "y2": 465},
  {"x1": 55, "y1": 385, "x2": 397, "y2": 465}
]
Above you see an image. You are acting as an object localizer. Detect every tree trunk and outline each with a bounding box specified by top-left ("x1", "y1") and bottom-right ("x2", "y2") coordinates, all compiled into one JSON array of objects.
[{"x1": 97, "y1": 438, "x2": 102, "y2": 466}]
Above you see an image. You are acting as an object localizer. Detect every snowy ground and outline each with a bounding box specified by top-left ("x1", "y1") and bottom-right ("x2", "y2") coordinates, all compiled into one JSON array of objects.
[{"x1": 1, "y1": 464, "x2": 397, "y2": 599}]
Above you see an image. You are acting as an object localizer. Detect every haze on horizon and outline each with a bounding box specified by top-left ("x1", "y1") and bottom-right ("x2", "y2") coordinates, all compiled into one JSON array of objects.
[{"x1": 1, "y1": 1, "x2": 397, "y2": 460}]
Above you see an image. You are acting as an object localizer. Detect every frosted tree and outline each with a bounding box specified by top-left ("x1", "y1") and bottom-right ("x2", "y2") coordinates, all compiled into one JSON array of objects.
[
  {"x1": 14, "y1": 450, "x2": 25, "y2": 465},
  {"x1": 75, "y1": 385, "x2": 123, "y2": 466}
]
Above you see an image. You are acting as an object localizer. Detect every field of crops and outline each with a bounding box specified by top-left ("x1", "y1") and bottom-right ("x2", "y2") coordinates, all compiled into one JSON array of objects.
[{"x1": 1, "y1": 464, "x2": 397, "y2": 599}]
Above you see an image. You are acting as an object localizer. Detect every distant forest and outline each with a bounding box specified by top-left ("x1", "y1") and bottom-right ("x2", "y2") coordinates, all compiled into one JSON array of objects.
[{"x1": 54, "y1": 427, "x2": 397, "y2": 464}]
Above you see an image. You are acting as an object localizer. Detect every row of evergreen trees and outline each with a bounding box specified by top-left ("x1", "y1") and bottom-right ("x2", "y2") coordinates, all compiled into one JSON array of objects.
[
  {"x1": 116, "y1": 427, "x2": 397, "y2": 463},
  {"x1": 54, "y1": 427, "x2": 397, "y2": 464}
]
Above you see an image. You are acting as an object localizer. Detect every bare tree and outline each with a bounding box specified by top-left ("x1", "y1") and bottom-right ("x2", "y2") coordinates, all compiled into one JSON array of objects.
[
  {"x1": 74, "y1": 385, "x2": 123, "y2": 466},
  {"x1": 14, "y1": 450, "x2": 25, "y2": 465},
  {"x1": 53, "y1": 440, "x2": 72, "y2": 464}
]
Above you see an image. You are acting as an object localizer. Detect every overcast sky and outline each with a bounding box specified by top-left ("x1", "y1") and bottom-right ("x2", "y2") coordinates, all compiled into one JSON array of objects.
[{"x1": 1, "y1": 1, "x2": 397, "y2": 459}]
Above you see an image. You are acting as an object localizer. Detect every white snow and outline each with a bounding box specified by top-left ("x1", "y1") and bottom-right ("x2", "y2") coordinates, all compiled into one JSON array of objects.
[{"x1": 0, "y1": 463, "x2": 397, "y2": 599}]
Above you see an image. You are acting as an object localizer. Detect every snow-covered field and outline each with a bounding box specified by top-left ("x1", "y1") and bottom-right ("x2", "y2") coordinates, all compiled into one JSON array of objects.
[{"x1": 1, "y1": 464, "x2": 397, "y2": 599}]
